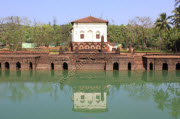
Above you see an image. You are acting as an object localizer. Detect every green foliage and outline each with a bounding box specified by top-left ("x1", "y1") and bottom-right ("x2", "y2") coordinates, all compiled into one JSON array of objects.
[
  {"x1": 0, "y1": 16, "x2": 72, "y2": 50},
  {"x1": 0, "y1": 1, "x2": 179, "y2": 52}
]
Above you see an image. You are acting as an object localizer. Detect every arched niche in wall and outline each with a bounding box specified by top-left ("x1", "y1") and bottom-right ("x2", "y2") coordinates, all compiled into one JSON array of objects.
[
  {"x1": 5, "y1": 62, "x2": 10, "y2": 70},
  {"x1": 29, "y1": 62, "x2": 33, "y2": 70},
  {"x1": 162, "y1": 63, "x2": 168, "y2": 70},
  {"x1": 16, "y1": 62, "x2": 21, "y2": 70},
  {"x1": 113, "y1": 62, "x2": 119, "y2": 70}
]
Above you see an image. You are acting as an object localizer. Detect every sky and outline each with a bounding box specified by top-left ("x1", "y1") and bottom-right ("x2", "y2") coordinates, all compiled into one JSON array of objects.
[{"x1": 0, "y1": 0, "x2": 176, "y2": 25}]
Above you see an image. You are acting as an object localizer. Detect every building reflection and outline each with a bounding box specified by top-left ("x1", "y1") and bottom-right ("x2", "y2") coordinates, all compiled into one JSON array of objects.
[{"x1": 72, "y1": 85, "x2": 109, "y2": 113}]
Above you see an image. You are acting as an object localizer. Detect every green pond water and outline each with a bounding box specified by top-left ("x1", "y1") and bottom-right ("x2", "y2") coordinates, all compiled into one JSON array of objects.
[{"x1": 0, "y1": 70, "x2": 180, "y2": 119}]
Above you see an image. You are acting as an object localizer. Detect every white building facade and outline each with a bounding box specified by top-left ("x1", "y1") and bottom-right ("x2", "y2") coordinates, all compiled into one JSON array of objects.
[
  {"x1": 73, "y1": 92, "x2": 107, "y2": 111},
  {"x1": 72, "y1": 23, "x2": 108, "y2": 43},
  {"x1": 71, "y1": 16, "x2": 109, "y2": 51}
]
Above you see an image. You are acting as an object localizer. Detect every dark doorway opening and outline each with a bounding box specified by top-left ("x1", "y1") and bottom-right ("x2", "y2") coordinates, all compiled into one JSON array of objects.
[
  {"x1": 5, "y1": 62, "x2": 9, "y2": 69},
  {"x1": 0, "y1": 63, "x2": 1, "y2": 69},
  {"x1": 113, "y1": 62, "x2": 119, "y2": 70},
  {"x1": 104, "y1": 63, "x2": 106, "y2": 70},
  {"x1": 29, "y1": 62, "x2": 33, "y2": 69},
  {"x1": 16, "y1": 62, "x2": 21, "y2": 69},
  {"x1": 176, "y1": 63, "x2": 180, "y2": 70},
  {"x1": 63, "y1": 62, "x2": 68, "y2": 70},
  {"x1": 51, "y1": 63, "x2": 54, "y2": 70},
  {"x1": 150, "y1": 63, "x2": 153, "y2": 70},
  {"x1": 128, "y1": 62, "x2": 131, "y2": 70},
  {"x1": 162, "y1": 63, "x2": 168, "y2": 70}
]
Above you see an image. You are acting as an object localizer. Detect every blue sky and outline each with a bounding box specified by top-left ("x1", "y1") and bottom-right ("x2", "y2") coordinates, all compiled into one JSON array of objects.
[{"x1": 0, "y1": 0, "x2": 175, "y2": 25}]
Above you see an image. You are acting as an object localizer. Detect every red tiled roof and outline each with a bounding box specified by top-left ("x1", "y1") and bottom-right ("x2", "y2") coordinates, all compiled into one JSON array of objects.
[{"x1": 71, "y1": 16, "x2": 108, "y2": 23}]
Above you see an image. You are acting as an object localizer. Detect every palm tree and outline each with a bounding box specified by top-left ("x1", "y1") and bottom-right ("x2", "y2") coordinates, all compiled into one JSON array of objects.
[
  {"x1": 169, "y1": 6, "x2": 180, "y2": 52},
  {"x1": 156, "y1": 13, "x2": 171, "y2": 32},
  {"x1": 153, "y1": 89, "x2": 170, "y2": 111},
  {"x1": 170, "y1": 6, "x2": 180, "y2": 28},
  {"x1": 175, "y1": 0, "x2": 180, "y2": 6},
  {"x1": 155, "y1": 13, "x2": 171, "y2": 51},
  {"x1": 155, "y1": 18, "x2": 162, "y2": 51}
]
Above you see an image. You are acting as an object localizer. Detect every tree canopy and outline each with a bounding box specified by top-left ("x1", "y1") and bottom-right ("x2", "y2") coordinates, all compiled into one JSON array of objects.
[{"x1": 0, "y1": 1, "x2": 179, "y2": 52}]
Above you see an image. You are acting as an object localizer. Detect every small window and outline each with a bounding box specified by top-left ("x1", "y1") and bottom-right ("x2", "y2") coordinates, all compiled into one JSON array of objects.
[
  {"x1": 96, "y1": 34, "x2": 100, "y2": 39},
  {"x1": 96, "y1": 95, "x2": 100, "y2": 99},
  {"x1": 80, "y1": 34, "x2": 84, "y2": 39},
  {"x1": 96, "y1": 31, "x2": 100, "y2": 39},
  {"x1": 81, "y1": 95, "x2": 85, "y2": 99},
  {"x1": 80, "y1": 95, "x2": 85, "y2": 103}
]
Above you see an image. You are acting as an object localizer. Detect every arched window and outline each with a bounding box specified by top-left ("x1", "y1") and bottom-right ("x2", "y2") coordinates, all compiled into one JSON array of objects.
[
  {"x1": 80, "y1": 31, "x2": 84, "y2": 39},
  {"x1": 96, "y1": 31, "x2": 100, "y2": 39},
  {"x1": 5, "y1": 62, "x2": 9, "y2": 69},
  {"x1": 63, "y1": 62, "x2": 68, "y2": 70},
  {"x1": 88, "y1": 30, "x2": 93, "y2": 41},
  {"x1": 29, "y1": 62, "x2": 33, "y2": 69},
  {"x1": 162, "y1": 63, "x2": 168, "y2": 70},
  {"x1": 128, "y1": 62, "x2": 131, "y2": 70},
  {"x1": 16, "y1": 62, "x2": 21, "y2": 69},
  {"x1": 113, "y1": 62, "x2": 119, "y2": 70},
  {"x1": 51, "y1": 63, "x2": 54, "y2": 70},
  {"x1": 150, "y1": 63, "x2": 153, "y2": 70}
]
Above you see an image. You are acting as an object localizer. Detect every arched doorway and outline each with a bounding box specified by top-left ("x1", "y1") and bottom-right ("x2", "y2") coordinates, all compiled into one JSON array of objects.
[
  {"x1": 128, "y1": 62, "x2": 131, "y2": 70},
  {"x1": 16, "y1": 62, "x2": 21, "y2": 69},
  {"x1": 150, "y1": 63, "x2": 153, "y2": 70},
  {"x1": 5, "y1": 62, "x2": 10, "y2": 69},
  {"x1": 113, "y1": 62, "x2": 119, "y2": 70},
  {"x1": 176, "y1": 63, "x2": 180, "y2": 70},
  {"x1": 51, "y1": 63, "x2": 54, "y2": 70},
  {"x1": 29, "y1": 62, "x2": 33, "y2": 69},
  {"x1": 88, "y1": 30, "x2": 93, "y2": 42},
  {"x1": 162, "y1": 63, "x2": 168, "y2": 70},
  {"x1": 63, "y1": 62, "x2": 68, "y2": 70}
]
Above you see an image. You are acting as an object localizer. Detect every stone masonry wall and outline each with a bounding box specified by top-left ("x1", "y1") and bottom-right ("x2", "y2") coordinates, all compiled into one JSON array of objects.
[{"x1": 0, "y1": 51, "x2": 179, "y2": 71}]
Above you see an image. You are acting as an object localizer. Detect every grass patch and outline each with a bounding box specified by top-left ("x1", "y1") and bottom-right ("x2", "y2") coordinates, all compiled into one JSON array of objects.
[
  {"x1": 49, "y1": 52, "x2": 59, "y2": 55},
  {"x1": 121, "y1": 49, "x2": 172, "y2": 53},
  {"x1": 135, "y1": 50, "x2": 172, "y2": 53},
  {"x1": 121, "y1": 50, "x2": 129, "y2": 53}
]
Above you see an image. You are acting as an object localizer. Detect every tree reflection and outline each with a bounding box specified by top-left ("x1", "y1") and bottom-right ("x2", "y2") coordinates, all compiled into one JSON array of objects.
[
  {"x1": 153, "y1": 89, "x2": 170, "y2": 111},
  {"x1": 0, "y1": 71, "x2": 179, "y2": 118},
  {"x1": 168, "y1": 97, "x2": 180, "y2": 119}
]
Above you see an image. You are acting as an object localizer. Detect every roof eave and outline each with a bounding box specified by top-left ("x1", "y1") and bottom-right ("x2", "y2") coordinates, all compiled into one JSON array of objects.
[{"x1": 71, "y1": 22, "x2": 109, "y2": 25}]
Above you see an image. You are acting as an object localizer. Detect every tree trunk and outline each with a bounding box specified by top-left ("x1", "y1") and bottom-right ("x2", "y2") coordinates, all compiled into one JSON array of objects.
[
  {"x1": 142, "y1": 31, "x2": 146, "y2": 49},
  {"x1": 6, "y1": 37, "x2": 8, "y2": 46},
  {"x1": 159, "y1": 32, "x2": 161, "y2": 52},
  {"x1": 175, "y1": 30, "x2": 177, "y2": 53}
]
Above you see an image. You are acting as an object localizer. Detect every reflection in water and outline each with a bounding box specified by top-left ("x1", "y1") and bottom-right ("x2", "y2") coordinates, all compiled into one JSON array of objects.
[
  {"x1": 128, "y1": 71, "x2": 131, "y2": 78},
  {"x1": 72, "y1": 85, "x2": 108, "y2": 113},
  {"x1": 29, "y1": 70, "x2": 33, "y2": 77},
  {"x1": 5, "y1": 70, "x2": 10, "y2": 77},
  {"x1": 16, "y1": 70, "x2": 21, "y2": 77},
  {"x1": 0, "y1": 71, "x2": 179, "y2": 119},
  {"x1": 177, "y1": 71, "x2": 180, "y2": 77},
  {"x1": 51, "y1": 70, "x2": 54, "y2": 77},
  {"x1": 162, "y1": 71, "x2": 168, "y2": 77}
]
